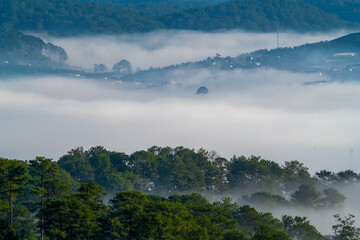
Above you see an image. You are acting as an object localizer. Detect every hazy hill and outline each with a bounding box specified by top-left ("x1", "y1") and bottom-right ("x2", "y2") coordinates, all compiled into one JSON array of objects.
[
  {"x1": 79, "y1": 0, "x2": 228, "y2": 5},
  {"x1": 0, "y1": 0, "x2": 358, "y2": 35},
  {"x1": 302, "y1": 0, "x2": 360, "y2": 24},
  {"x1": 157, "y1": 0, "x2": 356, "y2": 32},
  {"x1": 0, "y1": 0, "x2": 163, "y2": 35},
  {"x1": 247, "y1": 32, "x2": 360, "y2": 70},
  {"x1": 123, "y1": 32, "x2": 360, "y2": 85},
  {"x1": 0, "y1": 29, "x2": 68, "y2": 66}
]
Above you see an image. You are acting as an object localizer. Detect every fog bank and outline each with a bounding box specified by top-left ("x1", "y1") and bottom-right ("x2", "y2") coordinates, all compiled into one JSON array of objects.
[
  {"x1": 0, "y1": 71, "x2": 359, "y2": 173},
  {"x1": 40, "y1": 29, "x2": 355, "y2": 70}
]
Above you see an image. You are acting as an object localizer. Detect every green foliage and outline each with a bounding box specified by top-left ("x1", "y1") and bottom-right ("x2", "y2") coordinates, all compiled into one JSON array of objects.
[
  {"x1": 227, "y1": 155, "x2": 284, "y2": 194},
  {"x1": 0, "y1": 0, "x2": 358, "y2": 36},
  {"x1": 252, "y1": 224, "x2": 291, "y2": 240},
  {"x1": 243, "y1": 192, "x2": 290, "y2": 209},
  {"x1": 332, "y1": 214, "x2": 360, "y2": 240},
  {"x1": 291, "y1": 184, "x2": 321, "y2": 206},
  {"x1": 43, "y1": 183, "x2": 106, "y2": 240},
  {"x1": 283, "y1": 160, "x2": 314, "y2": 195},
  {"x1": 223, "y1": 229, "x2": 247, "y2": 240},
  {"x1": 0, "y1": 158, "x2": 28, "y2": 225},
  {"x1": 112, "y1": 59, "x2": 132, "y2": 74},
  {"x1": 303, "y1": 0, "x2": 360, "y2": 24},
  {"x1": 55, "y1": 145, "x2": 349, "y2": 210},
  {"x1": 29, "y1": 156, "x2": 66, "y2": 199},
  {"x1": 109, "y1": 191, "x2": 200, "y2": 239},
  {"x1": 0, "y1": 28, "x2": 67, "y2": 66},
  {"x1": 58, "y1": 147, "x2": 96, "y2": 182},
  {"x1": 282, "y1": 215, "x2": 324, "y2": 240},
  {"x1": 170, "y1": 193, "x2": 237, "y2": 236},
  {"x1": 321, "y1": 188, "x2": 345, "y2": 208},
  {"x1": 0, "y1": 146, "x2": 354, "y2": 239},
  {"x1": 234, "y1": 205, "x2": 284, "y2": 233},
  {"x1": 158, "y1": 0, "x2": 356, "y2": 32},
  {"x1": 43, "y1": 197, "x2": 103, "y2": 239}
]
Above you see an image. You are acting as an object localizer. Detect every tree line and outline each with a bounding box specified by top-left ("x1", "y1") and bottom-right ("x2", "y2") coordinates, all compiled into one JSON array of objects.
[
  {"x1": 1, "y1": 145, "x2": 360, "y2": 239},
  {"x1": 0, "y1": 0, "x2": 357, "y2": 36},
  {"x1": 58, "y1": 146, "x2": 353, "y2": 209}
]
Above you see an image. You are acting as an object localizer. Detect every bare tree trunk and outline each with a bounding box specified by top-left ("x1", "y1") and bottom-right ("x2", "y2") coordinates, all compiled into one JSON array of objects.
[
  {"x1": 9, "y1": 193, "x2": 13, "y2": 225},
  {"x1": 41, "y1": 194, "x2": 44, "y2": 240}
]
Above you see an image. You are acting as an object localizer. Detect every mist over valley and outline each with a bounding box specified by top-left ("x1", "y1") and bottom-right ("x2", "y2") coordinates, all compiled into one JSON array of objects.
[{"x1": 2, "y1": 0, "x2": 360, "y2": 239}]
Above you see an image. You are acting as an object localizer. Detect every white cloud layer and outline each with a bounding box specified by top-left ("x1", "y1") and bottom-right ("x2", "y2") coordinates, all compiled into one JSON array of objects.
[
  {"x1": 1, "y1": 71, "x2": 359, "y2": 175},
  {"x1": 39, "y1": 29, "x2": 355, "y2": 70}
]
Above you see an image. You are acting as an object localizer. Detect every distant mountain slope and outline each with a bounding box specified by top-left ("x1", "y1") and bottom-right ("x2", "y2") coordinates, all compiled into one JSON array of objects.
[
  {"x1": 0, "y1": 0, "x2": 358, "y2": 35},
  {"x1": 205, "y1": 31, "x2": 360, "y2": 72},
  {"x1": 0, "y1": 0, "x2": 163, "y2": 35},
  {"x1": 0, "y1": 29, "x2": 68, "y2": 66},
  {"x1": 302, "y1": 0, "x2": 360, "y2": 24},
  {"x1": 125, "y1": 32, "x2": 360, "y2": 84},
  {"x1": 79, "y1": 0, "x2": 228, "y2": 5},
  {"x1": 157, "y1": 0, "x2": 356, "y2": 32}
]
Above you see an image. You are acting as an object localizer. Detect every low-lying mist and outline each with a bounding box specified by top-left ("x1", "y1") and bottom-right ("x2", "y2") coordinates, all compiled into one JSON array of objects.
[
  {"x1": 1, "y1": 69, "x2": 359, "y2": 173},
  {"x1": 241, "y1": 184, "x2": 360, "y2": 235},
  {"x1": 3, "y1": 29, "x2": 360, "y2": 234},
  {"x1": 39, "y1": 29, "x2": 355, "y2": 70}
]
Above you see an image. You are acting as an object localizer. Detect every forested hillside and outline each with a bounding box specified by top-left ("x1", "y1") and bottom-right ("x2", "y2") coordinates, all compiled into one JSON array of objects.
[
  {"x1": 79, "y1": 0, "x2": 227, "y2": 6},
  {"x1": 0, "y1": 146, "x2": 360, "y2": 240},
  {"x1": 1, "y1": 146, "x2": 360, "y2": 239},
  {"x1": 0, "y1": 0, "x2": 357, "y2": 35},
  {"x1": 0, "y1": 28, "x2": 67, "y2": 67},
  {"x1": 303, "y1": 0, "x2": 360, "y2": 24},
  {"x1": 157, "y1": 0, "x2": 354, "y2": 32}
]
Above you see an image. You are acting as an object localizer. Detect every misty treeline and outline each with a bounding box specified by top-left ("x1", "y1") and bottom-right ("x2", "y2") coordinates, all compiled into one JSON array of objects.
[
  {"x1": 0, "y1": 0, "x2": 358, "y2": 36},
  {"x1": 2, "y1": 146, "x2": 360, "y2": 239},
  {"x1": 0, "y1": 28, "x2": 68, "y2": 66}
]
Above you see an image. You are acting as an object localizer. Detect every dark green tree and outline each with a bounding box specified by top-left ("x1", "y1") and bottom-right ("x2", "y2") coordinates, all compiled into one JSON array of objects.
[
  {"x1": 0, "y1": 158, "x2": 28, "y2": 226},
  {"x1": 332, "y1": 214, "x2": 360, "y2": 240},
  {"x1": 58, "y1": 147, "x2": 95, "y2": 182},
  {"x1": 283, "y1": 160, "x2": 313, "y2": 196},
  {"x1": 282, "y1": 215, "x2": 324, "y2": 240},
  {"x1": 42, "y1": 183, "x2": 106, "y2": 240},
  {"x1": 291, "y1": 184, "x2": 321, "y2": 207},
  {"x1": 112, "y1": 59, "x2": 132, "y2": 74},
  {"x1": 321, "y1": 188, "x2": 345, "y2": 208},
  {"x1": 227, "y1": 155, "x2": 284, "y2": 194},
  {"x1": 29, "y1": 156, "x2": 63, "y2": 240},
  {"x1": 93, "y1": 63, "x2": 107, "y2": 73},
  {"x1": 234, "y1": 205, "x2": 284, "y2": 233},
  {"x1": 243, "y1": 192, "x2": 289, "y2": 209},
  {"x1": 252, "y1": 224, "x2": 290, "y2": 240},
  {"x1": 315, "y1": 170, "x2": 337, "y2": 186}
]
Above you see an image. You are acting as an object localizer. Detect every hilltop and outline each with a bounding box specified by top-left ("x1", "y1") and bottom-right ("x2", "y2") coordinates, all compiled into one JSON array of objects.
[
  {"x1": 0, "y1": 29, "x2": 69, "y2": 76},
  {"x1": 0, "y1": 0, "x2": 358, "y2": 35},
  {"x1": 157, "y1": 0, "x2": 355, "y2": 32},
  {"x1": 302, "y1": 0, "x2": 360, "y2": 24},
  {"x1": 121, "y1": 32, "x2": 360, "y2": 85},
  {"x1": 0, "y1": 29, "x2": 67, "y2": 65}
]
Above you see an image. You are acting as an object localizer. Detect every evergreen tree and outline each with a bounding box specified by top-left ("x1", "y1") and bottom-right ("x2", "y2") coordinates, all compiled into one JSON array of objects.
[
  {"x1": 0, "y1": 158, "x2": 28, "y2": 226},
  {"x1": 29, "y1": 156, "x2": 62, "y2": 240}
]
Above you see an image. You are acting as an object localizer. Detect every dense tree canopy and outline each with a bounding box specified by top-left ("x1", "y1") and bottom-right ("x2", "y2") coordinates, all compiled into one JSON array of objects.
[
  {"x1": 1, "y1": 146, "x2": 360, "y2": 239},
  {"x1": 0, "y1": 0, "x2": 357, "y2": 36}
]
